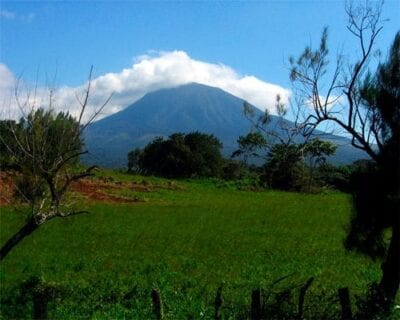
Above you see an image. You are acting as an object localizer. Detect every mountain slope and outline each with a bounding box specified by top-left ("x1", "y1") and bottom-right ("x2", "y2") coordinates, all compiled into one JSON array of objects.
[
  {"x1": 84, "y1": 83, "x2": 261, "y2": 167},
  {"x1": 83, "y1": 83, "x2": 367, "y2": 167}
]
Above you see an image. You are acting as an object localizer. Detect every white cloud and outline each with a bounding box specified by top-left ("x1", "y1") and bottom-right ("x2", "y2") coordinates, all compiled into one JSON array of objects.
[
  {"x1": 0, "y1": 64, "x2": 14, "y2": 90},
  {"x1": 0, "y1": 63, "x2": 18, "y2": 119},
  {"x1": 0, "y1": 51, "x2": 290, "y2": 122},
  {"x1": 0, "y1": 10, "x2": 35, "y2": 22}
]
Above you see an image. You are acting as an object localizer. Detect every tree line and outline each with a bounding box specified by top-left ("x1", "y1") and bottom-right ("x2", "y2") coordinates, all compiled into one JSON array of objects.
[{"x1": 126, "y1": 131, "x2": 341, "y2": 192}]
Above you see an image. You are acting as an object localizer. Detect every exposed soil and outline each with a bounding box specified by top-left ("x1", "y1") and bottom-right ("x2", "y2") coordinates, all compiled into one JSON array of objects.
[
  {"x1": 0, "y1": 171, "x2": 181, "y2": 206},
  {"x1": 0, "y1": 171, "x2": 14, "y2": 205},
  {"x1": 70, "y1": 179, "x2": 144, "y2": 204}
]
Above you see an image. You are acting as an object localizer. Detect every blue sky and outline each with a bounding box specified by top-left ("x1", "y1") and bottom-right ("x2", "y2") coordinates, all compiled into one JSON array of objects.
[{"x1": 0, "y1": 1, "x2": 399, "y2": 118}]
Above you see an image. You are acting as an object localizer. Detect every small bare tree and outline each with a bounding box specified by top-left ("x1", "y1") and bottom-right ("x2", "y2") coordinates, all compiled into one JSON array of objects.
[{"x1": 0, "y1": 67, "x2": 112, "y2": 260}]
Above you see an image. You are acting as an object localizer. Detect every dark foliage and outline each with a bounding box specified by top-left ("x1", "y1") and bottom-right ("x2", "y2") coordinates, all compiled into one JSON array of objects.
[
  {"x1": 127, "y1": 148, "x2": 142, "y2": 173},
  {"x1": 183, "y1": 131, "x2": 223, "y2": 177},
  {"x1": 130, "y1": 132, "x2": 223, "y2": 178},
  {"x1": 221, "y1": 159, "x2": 261, "y2": 181},
  {"x1": 345, "y1": 162, "x2": 389, "y2": 258},
  {"x1": 0, "y1": 120, "x2": 23, "y2": 170},
  {"x1": 221, "y1": 159, "x2": 246, "y2": 180},
  {"x1": 261, "y1": 139, "x2": 337, "y2": 191},
  {"x1": 231, "y1": 131, "x2": 268, "y2": 164},
  {"x1": 263, "y1": 143, "x2": 303, "y2": 190},
  {"x1": 0, "y1": 110, "x2": 83, "y2": 172},
  {"x1": 0, "y1": 275, "x2": 63, "y2": 320},
  {"x1": 354, "y1": 282, "x2": 399, "y2": 320},
  {"x1": 345, "y1": 31, "x2": 400, "y2": 310},
  {"x1": 316, "y1": 163, "x2": 352, "y2": 191}
]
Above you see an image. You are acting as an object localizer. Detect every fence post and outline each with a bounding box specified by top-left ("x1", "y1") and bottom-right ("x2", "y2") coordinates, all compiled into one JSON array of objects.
[
  {"x1": 32, "y1": 289, "x2": 48, "y2": 320},
  {"x1": 251, "y1": 288, "x2": 262, "y2": 320},
  {"x1": 297, "y1": 277, "x2": 314, "y2": 320},
  {"x1": 214, "y1": 286, "x2": 223, "y2": 320},
  {"x1": 338, "y1": 287, "x2": 352, "y2": 320},
  {"x1": 151, "y1": 288, "x2": 164, "y2": 320}
]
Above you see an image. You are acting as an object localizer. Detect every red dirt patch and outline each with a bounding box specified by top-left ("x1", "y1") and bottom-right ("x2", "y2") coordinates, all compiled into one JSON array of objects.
[
  {"x1": 0, "y1": 171, "x2": 15, "y2": 205},
  {"x1": 69, "y1": 177, "x2": 181, "y2": 203},
  {"x1": 0, "y1": 171, "x2": 180, "y2": 205},
  {"x1": 0, "y1": 172, "x2": 143, "y2": 205},
  {"x1": 70, "y1": 179, "x2": 143, "y2": 204}
]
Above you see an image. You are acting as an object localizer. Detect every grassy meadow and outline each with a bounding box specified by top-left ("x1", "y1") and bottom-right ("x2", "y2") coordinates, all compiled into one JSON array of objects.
[{"x1": 0, "y1": 170, "x2": 383, "y2": 319}]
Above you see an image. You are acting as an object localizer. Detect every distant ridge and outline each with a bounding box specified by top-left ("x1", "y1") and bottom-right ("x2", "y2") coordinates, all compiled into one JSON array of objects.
[{"x1": 83, "y1": 83, "x2": 367, "y2": 167}]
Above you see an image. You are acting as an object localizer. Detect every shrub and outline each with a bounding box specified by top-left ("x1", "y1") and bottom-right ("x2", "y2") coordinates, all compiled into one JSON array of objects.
[{"x1": 128, "y1": 132, "x2": 224, "y2": 179}]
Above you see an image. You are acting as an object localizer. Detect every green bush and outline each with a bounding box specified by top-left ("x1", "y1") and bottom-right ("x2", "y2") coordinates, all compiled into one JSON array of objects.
[{"x1": 129, "y1": 132, "x2": 224, "y2": 179}]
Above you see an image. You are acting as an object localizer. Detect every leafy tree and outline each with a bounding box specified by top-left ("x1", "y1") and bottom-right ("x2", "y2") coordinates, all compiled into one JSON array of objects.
[
  {"x1": 317, "y1": 162, "x2": 353, "y2": 192},
  {"x1": 221, "y1": 159, "x2": 248, "y2": 180},
  {"x1": 127, "y1": 148, "x2": 143, "y2": 173},
  {"x1": 302, "y1": 138, "x2": 337, "y2": 169},
  {"x1": 134, "y1": 132, "x2": 223, "y2": 178},
  {"x1": 264, "y1": 139, "x2": 337, "y2": 192},
  {"x1": 290, "y1": 0, "x2": 399, "y2": 310},
  {"x1": 139, "y1": 134, "x2": 192, "y2": 178},
  {"x1": 302, "y1": 138, "x2": 337, "y2": 192},
  {"x1": 0, "y1": 69, "x2": 111, "y2": 260},
  {"x1": 263, "y1": 143, "x2": 303, "y2": 190},
  {"x1": 184, "y1": 131, "x2": 223, "y2": 177},
  {"x1": 232, "y1": 132, "x2": 268, "y2": 164}
]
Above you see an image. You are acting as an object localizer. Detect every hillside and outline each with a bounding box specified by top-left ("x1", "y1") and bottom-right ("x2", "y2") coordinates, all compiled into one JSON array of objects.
[{"x1": 83, "y1": 83, "x2": 368, "y2": 167}]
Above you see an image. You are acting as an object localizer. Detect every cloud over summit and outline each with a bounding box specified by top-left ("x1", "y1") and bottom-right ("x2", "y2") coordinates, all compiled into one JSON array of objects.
[{"x1": 1, "y1": 51, "x2": 290, "y2": 121}]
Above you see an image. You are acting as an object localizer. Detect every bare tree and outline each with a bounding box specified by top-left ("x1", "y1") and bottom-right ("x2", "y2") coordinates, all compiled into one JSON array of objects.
[
  {"x1": 0, "y1": 67, "x2": 112, "y2": 260},
  {"x1": 289, "y1": 0, "x2": 399, "y2": 311},
  {"x1": 289, "y1": 1, "x2": 385, "y2": 160}
]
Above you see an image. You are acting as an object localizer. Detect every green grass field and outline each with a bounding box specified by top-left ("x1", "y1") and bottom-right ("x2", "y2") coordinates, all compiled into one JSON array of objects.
[{"x1": 0, "y1": 170, "x2": 383, "y2": 319}]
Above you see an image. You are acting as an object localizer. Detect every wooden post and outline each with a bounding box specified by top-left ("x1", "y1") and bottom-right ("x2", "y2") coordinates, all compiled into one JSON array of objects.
[
  {"x1": 251, "y1": 288, "x2": 262, "y2": 320},
  {"x1": 32, "y1": 291, "x2": 48, "y2": 320},
  {"x1": 338, "y1": 287, "x2": 352, "y2": 320},
  {"x1": 151, "y1": 288, "x2": 164, "y2": 320},
  {"x1": 214, "y1": 286, "x2": 223, "y2": 320},
  {"x1": 297, "y1": 277, "x2": 314, "y2": 320}
]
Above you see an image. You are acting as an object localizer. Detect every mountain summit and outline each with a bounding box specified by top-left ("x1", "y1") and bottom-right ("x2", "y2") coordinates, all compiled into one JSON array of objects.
[
  {"x1": 84, "y1": 83, "x2": 367, "y2": 167},
  {"x1": 84, "y1": 83, "x2": 261, "y2": 167}
]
